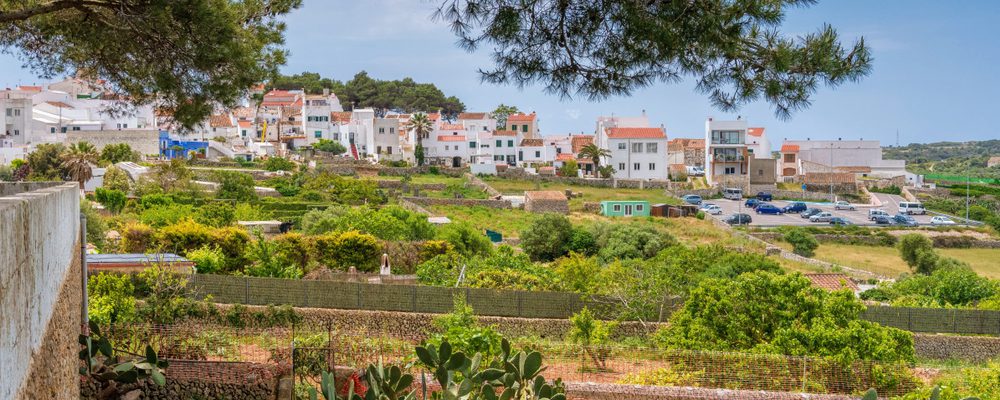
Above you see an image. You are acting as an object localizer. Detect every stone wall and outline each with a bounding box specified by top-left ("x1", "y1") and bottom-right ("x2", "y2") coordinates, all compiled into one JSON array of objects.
[
  {"x1": 66, "y1": 129, "x2": 160, "y2": 156},
  {"x1": 525, "y1": 198, "x2": 570, "y2": 214},
  {"x1": 80, "y1": 361, "x2": 280, "y2": 400},
  {"x1": 466, "y1": 173, "x2": 502, "y2": 197},
  {"x1": 403, "y1": 196, "x2": 512, "y2": 209},
  {"x1": 1, "y1": 182, "x2": 82, "y2": 400},
  {"x1": 913, "y1": 334, "x2": 1000, "y2": 363},
  {"x1": 375, "y1": 180, "x2": 446, "y2": 191},
  {"x1": 496, "y1": 170, "x2": 678, "y2": 190},
  {"x1": 398, "y1": 197, "x2": 434, "y2": 216},
  {"x1": 751, "y1": 232, "x2": 1000, "y2": 249}
]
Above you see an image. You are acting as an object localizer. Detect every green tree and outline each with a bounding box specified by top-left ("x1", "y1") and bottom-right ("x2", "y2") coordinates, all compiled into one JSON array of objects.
[
  {"x1": 591, "y1": 223, "x2": 675, "y2": 262},
  {"x1": 405, "y1": 112, "x2": 434, "y2": 166},
  {"x1": 263, "y1": 156, "x2": 296, "y2": 172},
  {"x1": 782, "y1": 227, "x2": 819, "y2": 257},
  {"x1": 93, "y1": 187, "x2": 126, "y2": 214},
  {"x1": 438, "y1": 0, "x2": 871, "y2": 119},
  {"x1": 99, "y1": 143, "x2": 139, "y2": 165},
  {"x1": 246, "y1": 230, "x2": 303, "y2": 278},
  {"x1": 0, "y1": 0, "x2": 301, "y2": 128},
  {"x1": 656, "y1": 271, "x2": 914, "y2": 364},
  {"x1": 102, "y1": 165, "x2": 131, "y2": 193},
  {"x1": 576, "y1": 143, "x2": 611, "y2": 177},
  {"x1": 88, "y1": 273, "x2": 137, "y2": 325},
  {"x1": 519, "y1": 213, "x2": 573, "y2": 261},
  {"x1": 491, "y1": 104, "x2": 520, "y2": 130},
  {"x1": 436, "y1": 222, "x2": 492, "y2": 257},
  {"x1": 81, "y1": 199, "x2": 107, "y2": 249},
  {"x1": 568, "y1": 307, "x2": 617, "y2": 371},
  {"x1": 558, "y1": 159, "x2": 578, "y2": 177},
  {"x1": 215, "y1": 171, "x2": 258, "y2": 201},
  {"x1": 897, "y1": 234, "x2": 939, "y2": 275},
  {"x1": 553, "y1": 253, "x2": 600, "y2": 293},
  {"x1": 60, "y1": 141, "x2": 99, "y2": 187},
  {"x1": 314, "y1": 139, "x2": 347, "y2": 155},
  {"x1": 26, "y1": 143, "x2": 65, "y2": 180},
  {"x1": 186, "y1": 246, "x2": 226, "y2": 274},
  {"x1": 194, "y1": 201, "x2": 236, "y2": 228}
]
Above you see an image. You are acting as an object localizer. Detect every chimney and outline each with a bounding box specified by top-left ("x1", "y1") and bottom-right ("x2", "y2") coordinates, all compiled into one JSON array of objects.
[{"x1": 642, "y1": 109, "x2": 646, "y2": 116}]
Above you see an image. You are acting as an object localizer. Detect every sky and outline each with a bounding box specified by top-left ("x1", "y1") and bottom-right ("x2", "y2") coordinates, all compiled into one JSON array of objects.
[{"x1": 1, "y1": 0, "x2": 998, "y2": 147}]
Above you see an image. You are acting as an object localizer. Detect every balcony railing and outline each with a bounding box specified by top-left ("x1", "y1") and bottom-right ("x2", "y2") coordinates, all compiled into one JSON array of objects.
[{"x1": 713, "y1": 154, "x2": 745, "y2": 162}]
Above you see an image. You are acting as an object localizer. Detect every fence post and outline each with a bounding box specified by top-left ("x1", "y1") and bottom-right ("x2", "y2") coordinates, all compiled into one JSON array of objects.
[
  {"x1": 357, "y1": 284, "x2": 363, "y2": 309},
  {"x1": 411, "y1": 285, "x2": 417, "y2": 313},
  {"x1": 245, "y1": 276, "x2": 250, "y2": 304},
  {"x1": 801, "y1": 356, "x2": 807, "y2": 393},
  {"x1": 517, "y1": 291, "x2": 523, "y2": 318}
]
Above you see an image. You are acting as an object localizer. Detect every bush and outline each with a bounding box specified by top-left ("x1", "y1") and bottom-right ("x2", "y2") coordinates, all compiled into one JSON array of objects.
[
  {"x1": 88, "y1": 273, "x2": 137, "y2": 325},
  {"x1": 94, "y1": 187, "x2": 127, "y2": 214},
  {"x1": 102, "y1": 165, "x2": 132, "y2": 193},
  {"x1": 567, "y1": 227, "x2": 597, "y2": 255},
  {"x1": 427, "y1": 295, "x2": 503, "y2": 361},
  {"x1": 519, "y1": 213, "x2": 574, "y2": 261},
  {"x1": 436, "y1": 222, "x2": 492, "y2": 257},
  {"x1": 783, "y1": 227, "x2": 819, "y2": 257},
  {"x1": 263, "y1": 157, "x2": 296, "y2": 172},
  {"x1": 157, "y1": 219, "x2": 214, "y2": 255},
  {"x1": 194, "y1": 201, "x2": 236, "y2": 227},
  {"x1": 870, "y1": 185, "x2": 902, "y2": 195},
  {"x1": 558, "y1": 159, "x2": 578, "y2": 177},
  {"x1": 568, "y1": 308, "x2": 618, "y2": 371},
  {"x1": 140, "y1": 203, "x2": 195, "y2": 227},
  {"x1": 187, "y1": 246, "x2": 226, "y2": 274},
  {"x1": 209, "y1": 226, "x2": 250, "y2": 272},
  {"x1": 81, "y1": 200, "x2": 107, "y2": 249},
  {"x1": 215, "y1": 170, "x2": 258, "y2": 201},
  {"x1": 592, "y1": 223, "x2": 675, "y2": 262},
  {"x1": 233, "y1": 203, "x2": 272, "y2": 221},
  {"x1": 897, "y1": 234, "x2": 939, "y2": 275},
  {"x1": 553, "y1": 253, "x2": 600, "y2": 293},
  {"x1": 418, "y1": 240, "x2": 453, "y2": 262},
  {"x1": 120, "y1": 222, "x2": 156, "y2": 253},
  {"x1": 314, "y1": 139, "x2": 346, "y2": 155},
  {"x1": 272, "y1": 232, "x2": 313, "y2": 272},
  {"x1": 695, "y1": 211, "x2": 705, "y2": 220},
  {"x1": 310, "y1": 231, "x2": 382, "y2": 272},
  {"x1": 246, "y1": 231, "x2": 304, "y2": 279}
]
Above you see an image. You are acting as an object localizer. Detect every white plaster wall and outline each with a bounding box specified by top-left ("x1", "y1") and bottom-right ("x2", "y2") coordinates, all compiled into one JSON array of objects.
[{"x1": 0, "y1": 182, "x2": 79, "y2": 399}]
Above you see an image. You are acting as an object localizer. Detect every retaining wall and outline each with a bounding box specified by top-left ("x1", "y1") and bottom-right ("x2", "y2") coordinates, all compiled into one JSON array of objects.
[
  {"x1": 1, "y1": 182, "x2": 82, "y2": 400},
  {"x1": 913, "y1": 334, "x2": 1000, "y2": 363},
  {"x1": 80, "y1": 360, "x2": 280, "y2": 400},
  {"x1": 402, "y1": 196, "x2": 512, "y2": 209}
]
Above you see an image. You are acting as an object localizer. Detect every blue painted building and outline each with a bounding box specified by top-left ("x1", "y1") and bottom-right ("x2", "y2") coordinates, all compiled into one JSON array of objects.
[{"x1": 159, "y1": 131, "x2": 207, "y2": 159}]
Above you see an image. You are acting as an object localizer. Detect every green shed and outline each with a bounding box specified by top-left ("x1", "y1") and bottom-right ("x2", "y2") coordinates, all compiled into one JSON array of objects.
[{"x1": 600, "y1": 200, "x2": 651, "y2": 217}]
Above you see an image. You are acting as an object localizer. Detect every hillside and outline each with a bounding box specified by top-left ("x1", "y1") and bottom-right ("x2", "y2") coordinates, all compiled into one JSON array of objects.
[{"x1": 884, "y1": 140, "x2": 1000, "y2": 180}]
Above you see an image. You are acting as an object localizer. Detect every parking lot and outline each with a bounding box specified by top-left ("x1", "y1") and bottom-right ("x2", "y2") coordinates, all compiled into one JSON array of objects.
[{"x1": 702, "y1": 197, "x2": 940, "y2": 227}]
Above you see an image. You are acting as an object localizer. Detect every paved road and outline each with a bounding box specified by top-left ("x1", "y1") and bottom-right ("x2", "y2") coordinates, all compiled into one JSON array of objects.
[{"x1": 704, "y1": 195, "x2": 940, "y2": 227}]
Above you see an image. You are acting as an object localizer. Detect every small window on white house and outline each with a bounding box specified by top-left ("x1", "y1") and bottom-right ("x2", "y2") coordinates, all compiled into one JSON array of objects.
[
  {"x1": 649, "y1": 163, "x2": 655, "y2": 170},
  {"x1": 535, "y1": 151, "x2": 540, "y2": 157},
  {"x1": 618, "y1": 163, "x2": 625, "y2": 171},
  {"x1": 618, "y1": 143, "x2": 626, "y2": 150},
  {"x1": 50, "y1": 127, "x2": 55, "y2": 133},
  {"x1": 632, "y1": 143, "x2": 643, "y2": 153},
  {"x1": 646, "y1": 143, "x2": 658, "y2": 153},
  {"x1": 633, "y1": 163, "x2": 640, "y2": 170}
]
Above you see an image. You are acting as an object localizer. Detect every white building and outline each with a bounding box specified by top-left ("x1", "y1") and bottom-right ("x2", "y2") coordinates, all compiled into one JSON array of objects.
[
  {"x1": 704, "y1": 118, "x2": 749, "y2": 186},
  {"x1": 605, "y1": 127, "x2": 668, "y2": 180},
  {"x1": 746, "y1": 127, "x2": 772, "y2": 159},
  {"x1": 1, "y1": 92, "x2": 32, "y2": 146},
  {"x1": 779, "y1": 139, "x2": 915, "y2": 184}
]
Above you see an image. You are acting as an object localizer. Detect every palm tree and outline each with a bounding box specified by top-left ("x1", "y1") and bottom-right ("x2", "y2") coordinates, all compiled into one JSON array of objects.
[
  {"x1": 577, "y1": 143, "x2": 611, "y2": 177},
  {"x1": 60, "y1": 141, "x2": 99, "y2": 188},
  {"x1": 405, "y1": 112, "x2": 434, "y2": 166}
]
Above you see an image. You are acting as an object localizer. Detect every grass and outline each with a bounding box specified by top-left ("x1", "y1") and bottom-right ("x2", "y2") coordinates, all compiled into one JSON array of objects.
[
  {"x1": 481, "y1": 177, "x2": 680, "y2": 211},
  {"x1": 772, "y1": 242, "x2": 1000, "y2": 279},
  {"x1": 428, "y1": 205, "x2": 539, "y2": 237},
  {"x1": 374, "y1": 174, "x2": 468, "y2": 185}
]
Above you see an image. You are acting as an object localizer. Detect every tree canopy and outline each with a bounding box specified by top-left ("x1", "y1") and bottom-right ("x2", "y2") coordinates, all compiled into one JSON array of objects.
[
  {"x1": 0, "y1": 0, "x2": 300, "y2": 128},
  {"x1": 435, "y1": 0, "x2": 871, "y2": 119},
  {"x1": 271, "y1": 71, "x2": 466, "y2": 117}
]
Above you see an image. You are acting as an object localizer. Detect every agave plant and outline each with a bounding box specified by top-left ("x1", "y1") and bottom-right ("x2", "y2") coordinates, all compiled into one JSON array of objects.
[{"x1": 79, "y1": 321, "x2": 168, "y2": 398}]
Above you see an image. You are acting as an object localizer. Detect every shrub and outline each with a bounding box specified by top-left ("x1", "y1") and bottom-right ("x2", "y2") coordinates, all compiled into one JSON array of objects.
[
  {"x1": 136, "y1": 266, "x2": 210, "y2": 324},
  {"x1": 329, "y1": 231, "x2": 382, "y2": 272},
  {"x1": 436, "y1": 222, "x2": 493, "y2": 257},
  {"x1": 194, "y1": 201, "x2": 236, "y2": 227},
  {"x1": 157, "y1": 219, "x2": 214, "y2": 255},
  {"x1": 187, "y1": 246, "x2": 226, "y2": 274},
  {"x1": 300, "y1": 205, "x2": 428, "y2": 240},
  {"x1": 246, "y1": 231, "x2": 304, "y2": 279},
  {"x1": 140, "y1": 203, "x2": 195, "y2": 227},
  {"x1": 209, "y1": 226, "x2": 250, "y2": 272},
  {"x1": 568, "y1": 308, "x2": 618, "y2": 371},
  {"x1": 81, "y1": 200, "x2": 107, "y2": 249},
  {"x1": 272, "y1": 232, "x2": 313, "y2": 272},
  {"x1": 566, "y1": 227, "x2": 597, "y2": 255},
  {"x1": 120, "y1": 222, "x2": 156, "y2": 253},
  {"x1": 592, "y1": 223, "x2": 675, "y2": 262},
  {"x1": 88, "y1": 273, "x2": 137, "y2": 325},
  {"x1": 233, "y1": 203, "x2": 272, "y2": 221},
  {"x1": 553, "y1": 253, "x2": 600, "y2": 293},
  {"x1": 314, "y1": 139, "x2": 346, "y2": 155},
  {"x1": 94, "y1": 188, "x2": 127, "y2": 214},
  {"x1": 519, "y1": 213, "x2": 574, "y2": 261},
  {"x1": 783, "y1": 227, "x2": 819, "y2": 257},
  {"x1": 558, "y1": 159, "x2": 578, "y2": 177},
  {"x1": 102, "y1": 165, "x2": 132, "y2": 193},
  {"x1": 695, "y1": 211, "x2": 705, "y2": 220},
  {"x1": 968, "y1": 204, "x2": 992, "y2": 221},
  {"x1": 263, "y1": 156, "x2": 296, "y2": 172},
  {"x1": 215, "y1": 170, "x2": 258, "y2": 201},
  {"x1": 419, "y1": 240, "x2": 453, "y2": 262},
  {"x1": 427, "y1": 295, "x2": 503, "y2": 361},
  {"x1": 897, "y1": 234, "x2": 939, "y2": 275}
]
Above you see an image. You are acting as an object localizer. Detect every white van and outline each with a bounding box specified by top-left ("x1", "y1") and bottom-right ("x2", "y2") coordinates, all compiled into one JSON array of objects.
[
  {"x1": 898, "y1": 201, "x2": 926, "y2": 215},
  {"x1": 723, "y1": 188, "x2": 743, "y2": 200}
]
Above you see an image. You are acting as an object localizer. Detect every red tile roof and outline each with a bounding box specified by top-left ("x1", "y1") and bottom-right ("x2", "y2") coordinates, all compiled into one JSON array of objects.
[
  {"x1": 520, "y1": 138, "x2": 543, "y2": 147},
  {"x1": 437, "y1": 135, "x2": 466, "y2": 142},
  {"x1": 209, "y1": 114, "x2": 234, "y2": 128},
  {"x1": 17, "y1": 85, "x2": 42, "y2": 92},
  {"x1": 508, "y1": 112, "x2": 536, "y2": 122},
  {"x1": 237, "y1": 121, "x2": 252, "y2": 128},
  {"x1": 571, "y1": 135, "x2": 594, "y2": 153},
  {"x1": 781, "y1": 144, "x2": 800, "y2": 153},
  {"x1": 331, "y1": 112, "x2": 352, "y2": 123},
  {"x1": 748, "y1": 127, "x2": 765, "y2": 137},
  {"x1": 493, "y1": 130, "x2": 517, "y2": 136},
  {"x1": 804, "y1": 274, "x2": 859, "y2": 292},
  {"x1": 668, "y1": 138, "x2": 705, "y2": 151},
  {"x1": 439, "y1": 124, "x2": 465, "y2": 130},
  {"x1": 556, "y1": 153, "x2": 575, "y2": 161},
  {"x1": 427, "y1": 112, "x2": 441, "y2": 121},
  {"x1": 607, "y1": 127, "x2": 666, "y2": 139},
  {"x1": 458, "y1": 112, "x2": 488, "y2": 120}
]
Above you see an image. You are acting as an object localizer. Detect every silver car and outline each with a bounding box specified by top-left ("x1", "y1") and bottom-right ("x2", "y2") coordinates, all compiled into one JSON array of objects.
[
  {"x1": 809, "y1": 212, "x2": 834, "y2": 223},
  {"x1": 833, "y1": 201, "x2": 856, "y2": 211}
]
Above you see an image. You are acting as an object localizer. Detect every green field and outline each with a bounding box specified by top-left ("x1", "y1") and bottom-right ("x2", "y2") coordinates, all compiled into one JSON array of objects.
[
  {"x1": 774, "y1": 242, "x2": 1000, "y2": 279},
  {"x1": 481, "y1": 177, "x2": 680, "y2": 211}
]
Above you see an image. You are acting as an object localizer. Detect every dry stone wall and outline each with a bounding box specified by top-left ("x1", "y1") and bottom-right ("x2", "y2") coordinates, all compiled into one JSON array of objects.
[
  {"x1": 1, "y1": 182, "x2": 81, "y2": 400},
  {"x1": 403, "y1": 196, "x2": 512, "y2": 209}
]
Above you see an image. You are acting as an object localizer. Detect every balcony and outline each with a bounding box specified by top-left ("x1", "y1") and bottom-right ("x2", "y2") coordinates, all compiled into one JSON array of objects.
[
  {"x1": 710, "y1": 138, "x2": 745, "y2": 145},
  {"x1": 713, "y1": 154, "x2": 745, "y2": 162}
]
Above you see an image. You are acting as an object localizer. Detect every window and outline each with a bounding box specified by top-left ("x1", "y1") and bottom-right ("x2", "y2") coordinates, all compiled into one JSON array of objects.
[
  {"x1": 333, "y1": 133, "x2": 340, "y2": 140},
  {"x1": 123, "y1": 123, "x2": 127, "y2": 129},
  {"x1": 613, "y1": 204, "x2": 621, "y2": 212},
  {"x1": 618, "y1": 163, "x2": 625, "y2": 171},
  {"x1": 518, "y1": 151, "x2": 523, "y2": 161},
  {"x1": 314, "y1": 131, "x2": 322, "y2": 138},
  {"x1": 445, "y1": 145, "x2": 449, "y2": 150},
  {"x1": 496, "y1": 140, "x2": 502, "y2": 147},
  {"x1": 646, "y1": 143, "x2": 658, "y2": 153},
  {"x1": 482, "y1": 126, "x2": 488, "y2": 131},
  {"x1": 4, "y1": 108, "x2": 10, "y2": 116},
  {"x1": 631, "y1": 143, "x2": 643, "y2": 153},
  {"x1": 711, "y1": 130, "x2": 744, "y2": 145},
  {"x1": 376, "y1": 146, "x2": 382, "y2": 154},
  {"x1": 633, "y1": 163, "x2": 640, "y2": 170},
  {"x1": 724, "y1": 167, "x2": 736, "y2": 174},
  {"x1": 618, "y1": 143, "x2": 626, "y2": 150},
  {"x1": 784, "y1": 153, "x2": 796, "y2": 163},
  {"x1": 636, "y1": 204, "x2": 644, "y2": 212},
  {"x1": 378, "y1": 127, "x2": 385, "y2": 133},
  {"x1": 469, "y1": 141, "x2": 476, "y2": 148},
  {"x1": 522, "y1": 125, "x2": 528, "y2": 133},
  {"x1": 507, "y1": 140, "x2": 514, "y2": 147},
  {"x1": 387, "y1": 147, "x2": 392, "y2": 154},
  {"x1": 534, "y1": 151, "x2": 540, "y2": 157},
  {"x1": 649, "y1": 163, "x2": 656, "y2": 170},
  {"x1": 389, "y1": 127, "x2": 395, "y2": 133},
  {"x1": 556, "y1": 147, "x2": 563, "y2": 153},
  {"x1": 50, "y1": 127, "x2": 55, "y2": 133},
  {"x1": 758, "y1": 168, "x2": 764, "y2": 176},
  {"x1": 13, "y1": 130, "x2": 18, "y2": 135},
  {"x1": 713, "y1": 148, "x2": 742, "y2": 162},
  {"x1": 510, "y1": 124, "x2": 517, "y2": 131}
]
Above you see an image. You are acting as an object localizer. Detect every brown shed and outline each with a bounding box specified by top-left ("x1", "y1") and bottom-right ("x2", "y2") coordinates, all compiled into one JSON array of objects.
[{"x1": 650, "y1": 203, "x2": 670, "y2": 217}]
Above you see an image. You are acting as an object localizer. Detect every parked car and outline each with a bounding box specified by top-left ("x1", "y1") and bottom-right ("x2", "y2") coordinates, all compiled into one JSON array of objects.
[
  {"x1": 723, "y1": 187, "x2": 743, "y2": 200},
  {"x1": 686, "y1": 166, "x2": 705, "y2": 176},
  {"x1": 726, "y1": 213, "x2": 752, "y2": 225},
  {"x1": 755, "y1": 204, "x2": 784, "y2": 215},
  {"x1": 783, "y1": 202, "x2": 808, "y2": 214},
  {"x1": 868, "y1": 209, "x2": 890, "y2": 221},
  {"x1": 930, "y1": 216, "x2": 956, "y2": 225},
  {"x1": 893, "y1": 214, "x2": 918, "y2": 226},
  {"x1": 756, "y1": 192, "x2": 773, "y2": 201},
  {"x1": 682, "y1": 194, "x2": 703, "y2": 205},
  {"x1": 744, "y1": 198, "x2": 761, "y2": 209},
  {"x1": 829, "y1": 217, "x2": 852, "y2": 225},
  {"x1": 801, "y1": 208, "x2": 823, "y2": 219},
  {"x1": 833, "y1": 201, "x2": 856, "y2": 211},
  {"x1": 872, "y1": 215, "x2": 893, "y2": 225},
  {"x1": 898, "y1": 201, "x2": 927, "y2": 215},
  {"x1": 700, "y1": 204, "x2": 723, "y2": 215},
  {"x1": 809, "y1": 212, "x2": 834, "y2": 223}
]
